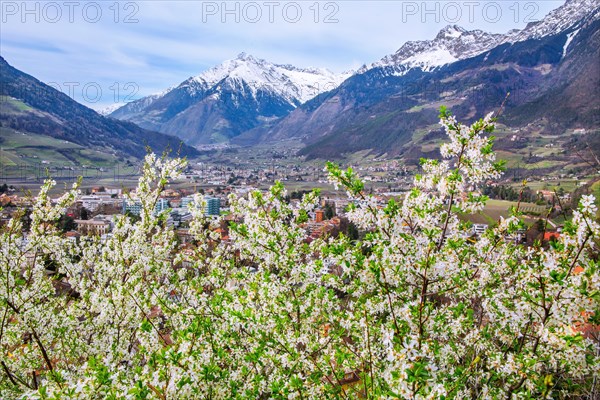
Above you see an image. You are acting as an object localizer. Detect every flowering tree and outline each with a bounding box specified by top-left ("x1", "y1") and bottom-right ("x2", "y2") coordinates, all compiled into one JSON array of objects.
[{"x1": 0, "y1": 109, "x2": 598, "y2": 399}]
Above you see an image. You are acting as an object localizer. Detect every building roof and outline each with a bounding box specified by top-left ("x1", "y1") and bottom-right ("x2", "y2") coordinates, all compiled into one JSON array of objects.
[{"x1": 543, "y1": 231, "x2": 560, "y2": 241}]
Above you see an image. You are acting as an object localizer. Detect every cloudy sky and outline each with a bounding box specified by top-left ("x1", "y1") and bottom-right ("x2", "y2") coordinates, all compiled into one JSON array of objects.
[{"x1": 1, "y1": 0, "x2": 563, "y2": 110}]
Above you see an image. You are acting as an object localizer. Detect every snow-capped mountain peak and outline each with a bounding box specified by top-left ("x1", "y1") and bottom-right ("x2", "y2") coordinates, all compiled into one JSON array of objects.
[
  {"x1": 178, "y1": 53, "x2": 350, "y2": 104},
  {"x1": 507, "y1": 0, "x2": 599, "y2": 42},
  {"x1": 361, "y1": 26, "x2": 503, "y2": 75},
  {"x1": 236, "y1": 51, "x2": 252, "y2": 60},
  {"x1": 435, "y1": 24, "x2": 467, "y2": 40},
  {"x1": 108, "y1": 54, "x2": 354, "y2": 145},
  {"x1": 361, "y1": 0, "x2": 599, "y2": 76},
  {"x1": 97, "y1": 103, "x2": 123, "y2": 116}
]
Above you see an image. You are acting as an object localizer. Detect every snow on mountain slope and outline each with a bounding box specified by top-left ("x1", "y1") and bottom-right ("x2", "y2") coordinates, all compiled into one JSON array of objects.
[
  {"x1": 360, "y1": 0, "x2": 599, "y2": 76},
  {"x1": 112, "y1": 53, "x2": 351, "y2": 117},
  {"x1": 562, "y1": 29, "x2": 581, "y2": 57},
  {"x1": 359, "y1": 25, "x2": 504, "y2": 75},
  {"x1": 508, "y1": 0, "x2": 599, "y2": 41},
  {"x1": 108, "y1": 86, "x2": 176, "y2": 119},
  {"x1": 97, "y1": 103, "x2": 123, "y2": 116},
  {"x1": 186, "y1": 52, "x2": 350, "y2": 104}
]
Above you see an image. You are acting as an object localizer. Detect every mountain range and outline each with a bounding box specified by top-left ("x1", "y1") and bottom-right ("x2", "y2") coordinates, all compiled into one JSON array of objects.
[
  {"x1": 234, "y1": 0, "x2": 600, "y2": 160},
  {"x1": 104, "y1": 0, "x2": 599, "y2": 162},
  {"x1": 109, "y1": 53, "x2": 352, "y2": 146},
  {"x1": 360, "y1": 0, "x2": 599, "y2": 75}
]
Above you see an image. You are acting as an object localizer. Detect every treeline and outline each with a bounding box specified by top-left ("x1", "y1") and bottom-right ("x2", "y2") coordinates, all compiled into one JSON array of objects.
[{"x1": 482, "y1": 184, "x2": 541, "y2": 203}]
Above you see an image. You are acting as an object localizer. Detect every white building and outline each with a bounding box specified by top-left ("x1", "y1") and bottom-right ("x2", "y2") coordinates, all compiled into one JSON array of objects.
[{"x1": 80, "y1": 194, "x2": 120, "y2": 212}]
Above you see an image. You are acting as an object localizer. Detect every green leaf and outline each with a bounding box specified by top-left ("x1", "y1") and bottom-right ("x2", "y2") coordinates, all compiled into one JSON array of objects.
[{"x1": 141, "y1": 318, "x2": 152, "y2": 333}]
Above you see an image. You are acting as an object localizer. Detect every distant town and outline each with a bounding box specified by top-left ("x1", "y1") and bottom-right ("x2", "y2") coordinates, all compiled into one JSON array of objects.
[{"x1": 0, "y1": 147, "x2": 585, "y2": 255}]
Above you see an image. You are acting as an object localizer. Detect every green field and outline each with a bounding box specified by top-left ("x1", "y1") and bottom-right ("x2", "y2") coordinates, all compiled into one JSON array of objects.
[
  {"x1": 485, "y1": 199, "x2": 548, "y2": 213},
  {"x1": 0, "y1": 127, "x2": 131, "y2": 169},
  {"x1": 0, "y1": 96, "x2": 33, "y2": 112},
  {"x1": 467, "y1": 199, "x2": 552, "y2": 227}
]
